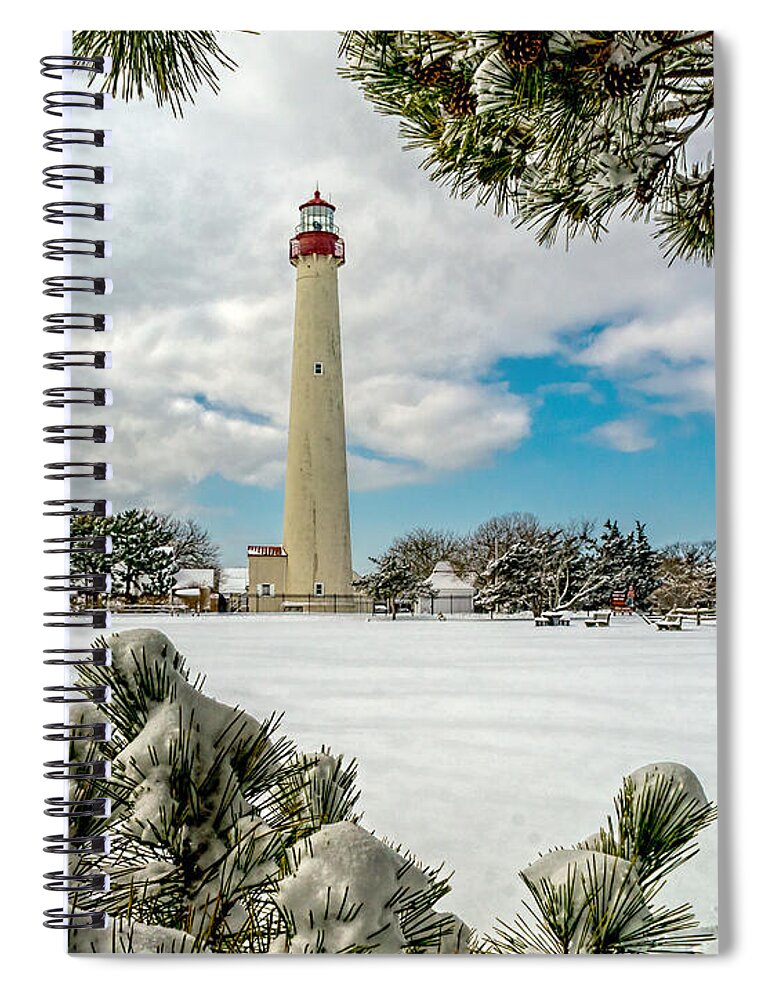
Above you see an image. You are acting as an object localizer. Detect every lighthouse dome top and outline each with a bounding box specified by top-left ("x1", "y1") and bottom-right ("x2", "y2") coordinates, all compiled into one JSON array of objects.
[
  {"x1": 297, "y1": 189, "x2": 339, "y2": 236},
  {"x1": 299, "y1": 189, "x2": 336, "y2": 211}
]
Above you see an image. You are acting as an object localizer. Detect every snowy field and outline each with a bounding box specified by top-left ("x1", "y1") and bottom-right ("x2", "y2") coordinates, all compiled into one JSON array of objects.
[{"x1": 105, "y1": 612, "x2": 718, "y2": 942}]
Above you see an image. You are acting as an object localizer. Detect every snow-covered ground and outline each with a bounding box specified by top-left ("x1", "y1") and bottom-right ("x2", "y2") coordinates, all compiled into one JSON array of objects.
[{"x1": 104, "y1": 612, "x2": 718, "y2": 942}]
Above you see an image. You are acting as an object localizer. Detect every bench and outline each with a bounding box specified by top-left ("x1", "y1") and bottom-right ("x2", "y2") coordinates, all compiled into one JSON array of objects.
[{"x1": 585, "y1": 611, "x2": 611, "y2": 628}]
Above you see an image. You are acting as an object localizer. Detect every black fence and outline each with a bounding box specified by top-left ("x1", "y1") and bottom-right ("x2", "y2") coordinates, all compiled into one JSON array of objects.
[{"x1": 249, "y1": 592, "x2": 375, "y2": 614}]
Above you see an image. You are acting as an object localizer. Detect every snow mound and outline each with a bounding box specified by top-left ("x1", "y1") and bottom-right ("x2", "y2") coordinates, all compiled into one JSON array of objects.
[{"x1": 273, "y1": 821, "x2": 470, "y2": 953}]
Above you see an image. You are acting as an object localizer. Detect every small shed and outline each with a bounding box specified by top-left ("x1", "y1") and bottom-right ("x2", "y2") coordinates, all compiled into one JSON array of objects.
[
  {"x1": 418, "y1": 561, "x2": 475, "y2": 616},
  {"x1": 218, "y1": 567, "x2": 248, "y2": 612}
]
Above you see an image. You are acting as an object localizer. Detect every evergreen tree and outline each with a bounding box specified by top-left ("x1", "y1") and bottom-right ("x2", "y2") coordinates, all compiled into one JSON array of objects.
[
  {"x1": 354, "y1": 553, "x2": 434, "y2": 619},
  {"x1": 70, "y1": 508, "x2": 179, "y2": 600},
  {"x1": 340, "y1": 31, "x2": 713, "y2": 264},
  {"x1": 73, "y1": 31, "x2": 240, "y2": 117},
  {"x1": 477, "y1": 521, "x2": 606, "y2": 616},
  {"x1": 595, "y1": 519, "x2": 633, "y2": 605},
  {"x1": 628, "y1": 521, "x2": 660, "y2": 610}
]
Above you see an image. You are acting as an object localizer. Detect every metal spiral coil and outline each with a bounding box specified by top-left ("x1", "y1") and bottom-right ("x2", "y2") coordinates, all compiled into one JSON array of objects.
[
  {"x1": 44, "y1": 572, "x2": 111, "y2": 594},
  {"x1": 43, "y1": 386, "x2": 111, "y2": 406},
  {"x1": 41, "y1": 55, "x2": 107, "y2": 79},
  {"x1": 43, "y1": 238, "x2": 109, "y2": 259},
  {"x1": 43, "y1": 610, "x2": 111, "y2": 629},
  {"x1": 42, "y1": 425, "x2": 112, "y2": 444},
  {"x1": 43, "y1": 128, "x2": 108, "y2": 151},
  {"x1": 44, "y1": 760, "x2": 110, "y2": 781},
  {"x1": 43, "y1": 51, "x2": 111, "y2": 931},
  {"x1": 43, "y1": 351, "x2": 111, "y2": 370},
  {"x1": 44, "y1": 685, "x2": 110, "y2": 704},
  {"x1": 44, "y1": 535, "x2": 112, "y2": 555},
  {"x1": 43, "y1": 164, "x2": 108, "y2": 188},
  {"x1": 44, "y1": 312, "x2": 110, "y2": 334},
  {"x1": 44, "y1": 91, "x2": 107, "y2": 116},
  {"x1": 43, "y1": 647, "x2": 111, "y2": 667},
  {"x1": 45, "y1": 797, "x2": 110, "y2": 818},
  {"x1": 43, "y1": 834, "x2": 109, "y2": 855},
  {"x1": 43, "y1": 461, "x2": 111, "y2": 480},
  {"x1": 43, "y1": 498, "x2": 111, "y2": 516},
  {"x1": 44, "y1": 871, "x2": 109, "y2": 892},
  {"x1": 43, "y1": 201, "x2": 109, "y2": 224}
]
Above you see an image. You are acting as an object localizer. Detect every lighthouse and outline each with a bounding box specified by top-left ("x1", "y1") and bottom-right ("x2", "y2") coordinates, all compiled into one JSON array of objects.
[
  {"x1": 283, "y1": 189, "x2": 353, "y2": 600},
  {"x1": 248, "y1": 191, "x2": 354, "y2": 609}
]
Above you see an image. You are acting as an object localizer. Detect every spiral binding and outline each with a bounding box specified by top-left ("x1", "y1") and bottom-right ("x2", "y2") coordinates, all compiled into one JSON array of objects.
[{"x1": 42, "y1": 52, "x2": 111, "y2": 933}]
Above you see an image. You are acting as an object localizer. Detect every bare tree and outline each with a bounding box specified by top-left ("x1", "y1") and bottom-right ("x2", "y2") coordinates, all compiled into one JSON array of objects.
[
  {"x1": 158, "y1": 514, "x2": 221, "y2": 569},
  {"x1": 651, "y1": 541, "x2": 716, "y2": 612},
  {"x1": 386, "y1": 526, "x2": 465, "y2": 582},
  {"x1": 460, "y1": 512, "x2": 541, "y2": 580}
]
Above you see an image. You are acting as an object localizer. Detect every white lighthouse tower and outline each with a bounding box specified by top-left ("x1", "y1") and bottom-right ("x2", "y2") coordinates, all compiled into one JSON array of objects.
[{"x1": 280, "y1": 190, "x2": 353, "y2": 603}]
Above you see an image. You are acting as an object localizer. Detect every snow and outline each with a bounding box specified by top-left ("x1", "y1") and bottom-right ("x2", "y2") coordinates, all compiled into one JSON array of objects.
[
  {"x1": 71, "y1": 917, "x2": 199, "y2": 954},
  {"x1": 101, "y1": 613, "x2": 718, "y2": 941},
  {"x1": 174, "y1": 567, "x2": 215, "y2": 589},
  {"x1": 272, "y1": 820, "x2": 470, "y2": 953},
  {"x1": 219, "y1": 567, "x2": 248, "y2": 593}
]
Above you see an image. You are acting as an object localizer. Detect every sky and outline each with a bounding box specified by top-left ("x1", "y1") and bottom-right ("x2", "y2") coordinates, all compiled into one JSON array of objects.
[{"x1": 81, "y1": 31, "x2": 716, "y2": 571}]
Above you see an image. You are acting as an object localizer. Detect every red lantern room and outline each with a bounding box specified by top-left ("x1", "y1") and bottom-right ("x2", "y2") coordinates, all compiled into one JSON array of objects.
[{"x1": 289, "y1": 190, "x2": 346, "y2": 265}]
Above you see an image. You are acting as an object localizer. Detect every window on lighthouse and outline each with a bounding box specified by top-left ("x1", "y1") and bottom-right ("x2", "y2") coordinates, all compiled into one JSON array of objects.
[
  {"x1": 313, "y1": 362, "x2": 324, "y2": 376},
  {"x1": 314, "y1": 582, "x2": 325, "y2": 597},
  {"x1": 299, "y1": 203, "x2": 336, "y2": 233}
]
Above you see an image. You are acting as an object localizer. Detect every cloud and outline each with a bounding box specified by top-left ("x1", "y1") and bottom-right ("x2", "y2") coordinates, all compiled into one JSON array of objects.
[
  {"x1": 72, "y1": 31, "x2": 713, "y2": 509},
  {"x1": 348, "y1": 374, "x2": 531, "y2": 480},
  {"x1": 573, "y1": 305, "x2": 714, "y2": 372},
  {"x1": 569, "y1": 304, "x2": 715, "y2": 415},
  {"x1": 630, "y1": 364, "x2": 716, "y2": 415},
  {"x1": 589, "y1": 418, "x2": 655, "y2": 453}
]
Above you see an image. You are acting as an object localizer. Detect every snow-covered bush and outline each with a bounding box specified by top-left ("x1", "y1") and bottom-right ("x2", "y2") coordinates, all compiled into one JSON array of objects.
[
  {"x1": 489, "y1": 762, "x2": 717, "y2": 953},
  {"x1": 68, "y1": 629, "x2": 716, "y2": 954},
  {"x1": 68, "y1": 629, "x2": 469, "y2": 953}
]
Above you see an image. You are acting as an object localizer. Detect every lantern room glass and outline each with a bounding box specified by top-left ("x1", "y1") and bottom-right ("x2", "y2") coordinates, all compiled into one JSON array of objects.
[{"x1": 298, "y1": 203, "x2": 338, "y2": 234}]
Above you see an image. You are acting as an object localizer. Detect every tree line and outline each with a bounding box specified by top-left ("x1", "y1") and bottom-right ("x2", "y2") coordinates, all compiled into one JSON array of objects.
[
  {"x1": 70, "y1": 508, "x2": 220, "y2": 601},
  {"x1": 355, "y1": 514, "x2": 716, "y2": 616}
]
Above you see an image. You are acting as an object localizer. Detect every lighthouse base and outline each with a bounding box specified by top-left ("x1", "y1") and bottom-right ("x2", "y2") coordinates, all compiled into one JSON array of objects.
[{"x1": 246, "y1": 591, "x2": 370, "y2": 614}]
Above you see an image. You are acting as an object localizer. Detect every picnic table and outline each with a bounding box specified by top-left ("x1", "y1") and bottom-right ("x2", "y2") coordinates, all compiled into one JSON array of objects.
[{"x1": 535, "y1": 611, "x2": 571, "y2": 627}]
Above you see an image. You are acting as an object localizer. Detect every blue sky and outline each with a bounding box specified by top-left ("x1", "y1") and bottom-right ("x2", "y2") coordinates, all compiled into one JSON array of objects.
[
  {"x1": 80, "y1": 32, "x2": 715, "y2": 571},
  {"x1": 191, "y1": 356, "x2": 715, "y2": 570}
]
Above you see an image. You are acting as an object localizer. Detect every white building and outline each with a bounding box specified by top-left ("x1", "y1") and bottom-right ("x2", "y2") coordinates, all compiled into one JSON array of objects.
[
  {"x1": 418, "y1": 561, "x2": 476, "y2": 615},
  {"x1": 218, "y1": 567, "x2": 249, "y2": 611}
]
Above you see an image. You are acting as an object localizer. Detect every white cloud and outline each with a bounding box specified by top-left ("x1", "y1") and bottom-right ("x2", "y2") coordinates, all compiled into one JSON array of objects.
[
  {"x1": 630, "y1": 364, "x2": 716, "y2": 415},
  {"x1": 589, "y1": 418, "x2": 655, "y2": 453},
  {"x1": 569, "y1": 304, "x2": 715, "y2": 416},
  {"x1": 72, "y1": 31, "x2": 714, "y2": 506},
  {"x1": 348, "y1": 374, "x2": 531, "y2": 479},
  {"x1": 574, "y1": 305, "x2": 714, "y2": 372}
]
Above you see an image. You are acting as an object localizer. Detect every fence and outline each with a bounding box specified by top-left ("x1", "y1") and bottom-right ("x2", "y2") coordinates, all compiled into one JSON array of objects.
[{"x1": 249, "y1": 592, "x2": 375, "y2": 614}]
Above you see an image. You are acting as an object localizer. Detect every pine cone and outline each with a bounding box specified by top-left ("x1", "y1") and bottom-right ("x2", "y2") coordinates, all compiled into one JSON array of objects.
[
  {"x1": 499, "y1": 31, "x2": 544, "y2": 67},
  {"x1": 413, "y1": 55, "x2": 452, "y2": 87},
  {"x1": 444, "y1": 76, "x2": 477, "y2": 115},
  {"x1": 634, "y1": 180, "x2": 654, "y2": 205},
  {"x1": 604, "y1": 61, "x2": 643, "y2": 98},
  {"x1": 641, "y1": 30, "x2": 680, "y2": 45}
]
